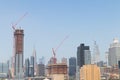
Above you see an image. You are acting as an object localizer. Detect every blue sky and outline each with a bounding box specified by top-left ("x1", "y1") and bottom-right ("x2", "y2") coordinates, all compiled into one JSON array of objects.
[{"x1": 0, "y1": 0, "x2": 120, "y2": 63}]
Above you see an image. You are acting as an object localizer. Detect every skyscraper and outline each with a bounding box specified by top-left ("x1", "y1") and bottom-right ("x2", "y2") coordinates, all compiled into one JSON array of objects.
[
  {"x1": 38, "y1": 63, "x2": 45, "y2": 76},
  {"x1": 92, "y1": 41, "x2": 100, "y2": 64},
  {"x1": 0, "y1": 62, "x2": 9, "y2": 78},
  {"x1": 29, "y1": 56, "x2": 34, "y2": 77},
  {"x1": 77, "y1": 43, "x2": 91, "y2": 68},
  {"x1": 39, "y1": 57, "x2": 45, "y2": 64},
  {"x1": 84, "y1": 49, "x2": 91, "y2": 65},
  {"x1": 25, "y1": 58, "x2": 30, "y2": 77},
  {"x1": 76, "y1": 43, "x2": 91, "y2": 80},
  {"x1": 108, "y1": 38, "x2": 120, "y2": 66},
  {"x1": 32, "y1": 48, "x2": 37, "y2": 76},
  {"x1": 69, "y1": 57, "x2": 76, "y2": 77},
  {"x1": 14, "y1": 29, "x2": 24, "y2": 79}
]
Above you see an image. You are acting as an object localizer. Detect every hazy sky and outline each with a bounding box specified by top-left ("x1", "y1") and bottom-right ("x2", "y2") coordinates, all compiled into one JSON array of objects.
[{"x1": 0, "y1": 0, "x2": 120, "y2": 63}]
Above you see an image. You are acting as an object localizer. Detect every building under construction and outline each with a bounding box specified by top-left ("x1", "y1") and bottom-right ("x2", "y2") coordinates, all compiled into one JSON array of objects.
[
  {"x1": 14, "y1": 28, "x2": 24, "y2": 79},
  {"x1": 47, "y1": 63, "x2": 68, "y2": 80}
]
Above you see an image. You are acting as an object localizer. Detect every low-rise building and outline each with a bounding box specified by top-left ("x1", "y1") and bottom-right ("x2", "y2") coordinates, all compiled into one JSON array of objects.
[{"x1": 47, "y1": 63, "x2": 68, "y2": 80}]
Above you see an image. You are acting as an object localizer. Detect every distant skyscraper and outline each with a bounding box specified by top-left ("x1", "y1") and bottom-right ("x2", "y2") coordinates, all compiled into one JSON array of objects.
[
  {"x1": 61, "y1": 57, "x2": 67, "y2": 64},
  {"x1": 77, "y1": 43, "x2": 91, "y2": 68},
  {"x1": 108, "y1": 38, "x2": 120, "y2": 66},
  {"x1": 92, "y1": 41, "x2": 100, "y2": 64},
  {"x1": 25, "y1": 58, "x2": 30, "y2": 77},
  {"x1": 29, "y1": 56, "x2": 34, "y2": 77},
  {"x1": 0, "y1": 62, "x2": 9, "y2": 78},
  {"x1": 14, "y1": 29, "x2": 24, "y2": 79},
  {"x1": 69, "y1": 57, "x2": 76, "y2": 77},
  {"x1": 38, "y1": 63, "x2": 45, "y2": 76},
  {"x1": 76, "y1": 43, "x2": 91, "y2": 80},
  {"x1": 39, "y1": 57, "x2": 45, "y2": 64},
  {"x1": 9, "y1": 57, "x2": 13, "y2": 70},
  {"x1": 32, "y1": 48, "x2": 37, "y2": 76},
  {"x1": 105, "y1": 52, "x2": 108, "y2": 66},
  {"x1": 84, "y1": 50, "x2": 91, "y2": 65},
  {"x1": 80, "y1": 64, "x2": 101, "y2": 80},
  {"x1": 48, "y1": 57, "x2": 56, "y2": 65}
]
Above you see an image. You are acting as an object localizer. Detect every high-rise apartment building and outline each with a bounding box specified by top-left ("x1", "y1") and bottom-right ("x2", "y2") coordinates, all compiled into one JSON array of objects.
[
  {"x1": 14, "y1": 29, "x2": 24, "y2": 79},
  {"x1": 69, "y1": 57, "x2": 76, "y2": 77},
  {"x1": 77, "y1": 43, "x2": 91, "y2": 68},
  {"x1": 80, "y1": 64, "x2": 101, "y2": 80},
  {"x1": 108, "y1": 38, "x2": 120, "y2": 66}
]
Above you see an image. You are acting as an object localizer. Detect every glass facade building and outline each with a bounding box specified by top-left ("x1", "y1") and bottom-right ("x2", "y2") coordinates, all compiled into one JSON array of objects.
[
  {"x1": 69, "y1": 57, "x2": 76, "y2": 77},
  {"x1": 77, "y1": 43, "x2": 91, "y2": 68},
  {"x1": 0, "y1": 62, "x2": 9, "y2": 78}
]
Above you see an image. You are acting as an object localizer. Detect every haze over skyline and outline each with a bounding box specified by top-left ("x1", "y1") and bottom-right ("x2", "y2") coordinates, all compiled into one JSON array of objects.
[{"x1": 0, "y1": 0, "x2": 120, "y2": 63}]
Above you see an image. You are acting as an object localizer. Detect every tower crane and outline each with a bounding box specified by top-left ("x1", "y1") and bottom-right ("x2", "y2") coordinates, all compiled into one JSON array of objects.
[
  {"x1": 12, "y1": 12, "x2": 28, "y2": 30},
  {"x1": 52, "y1": 35, "x2": 69, "y2": 64}
]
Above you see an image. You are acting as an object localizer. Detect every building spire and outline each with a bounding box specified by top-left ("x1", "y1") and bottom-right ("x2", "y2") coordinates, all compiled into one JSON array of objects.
[{"x1": 32, "y1": 46, "x2": 37, "y2": 76}]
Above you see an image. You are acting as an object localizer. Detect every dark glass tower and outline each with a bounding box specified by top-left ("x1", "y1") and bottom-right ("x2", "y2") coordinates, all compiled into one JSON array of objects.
[
  {"x1": 77, "y1": 44, "x2": 90, "y2": 68},
  {"x1": 69, "y1": 57, "x2": 76, "y2": 77},
  {"x1": 25, "y1": 58, "x2": 30, "y2": 77}
]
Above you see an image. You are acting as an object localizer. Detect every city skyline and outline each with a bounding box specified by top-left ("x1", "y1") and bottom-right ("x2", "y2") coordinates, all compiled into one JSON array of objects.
[{"x1": 0, "y1": 0, "x2": 120, "y2": 63}]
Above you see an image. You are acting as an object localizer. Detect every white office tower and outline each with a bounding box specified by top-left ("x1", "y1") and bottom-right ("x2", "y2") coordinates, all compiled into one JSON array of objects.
[
  {"x1": 92, "y1": 41, "x2": 100, "y2": 64},
  {"x1": 108, "y1": 38, "x2": 120, "y2": 66}
]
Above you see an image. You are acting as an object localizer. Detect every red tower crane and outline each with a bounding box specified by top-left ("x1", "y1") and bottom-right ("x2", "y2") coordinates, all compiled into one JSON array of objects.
[{"x1": 52, "y1": 35, "x2": 69, "y2": 64}]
